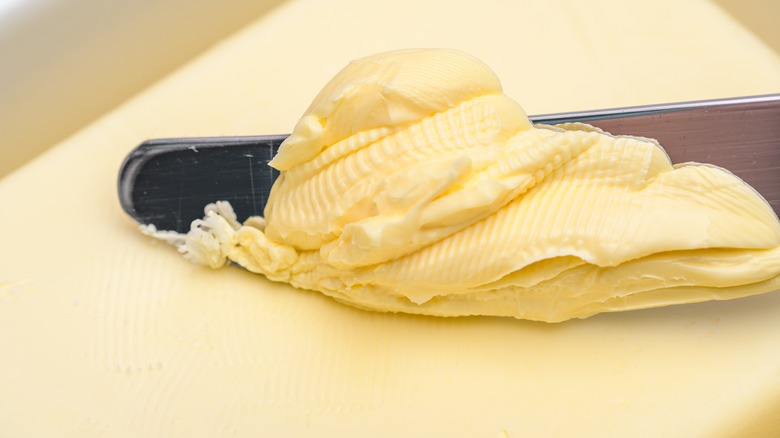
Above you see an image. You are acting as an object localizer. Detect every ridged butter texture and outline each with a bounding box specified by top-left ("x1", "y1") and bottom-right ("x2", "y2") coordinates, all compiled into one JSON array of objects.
[{"x1": 177, "y1": 49, "x2": 780, "y2": 322}]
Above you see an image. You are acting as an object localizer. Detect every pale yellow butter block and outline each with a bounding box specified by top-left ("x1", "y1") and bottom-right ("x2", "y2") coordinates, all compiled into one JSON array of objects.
[{"x1": 1, "y1": 0, "x2": 780, "y2": 436}]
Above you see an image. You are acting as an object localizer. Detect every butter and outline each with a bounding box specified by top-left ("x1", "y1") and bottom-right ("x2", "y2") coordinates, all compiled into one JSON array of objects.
[
  {"x1": 4, "y1": 0, "x2": 780, "y2": 435},
  {"x1": 172, "y1": 49, "x2": 780, "y2": 322}
]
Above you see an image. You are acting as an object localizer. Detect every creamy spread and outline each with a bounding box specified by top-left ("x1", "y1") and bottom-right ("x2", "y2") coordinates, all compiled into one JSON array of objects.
[{"x1": 163, "y1": 49, "x2": 780, "y2": 322}]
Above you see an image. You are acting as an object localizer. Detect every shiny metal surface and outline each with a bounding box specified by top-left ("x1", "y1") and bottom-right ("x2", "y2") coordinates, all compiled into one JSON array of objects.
[
  {"x1": 541, "y1": 94, "x2": 780, "y2": 216},
  {"x1": 119, "y1": 94, "x2": 780, "y2": 232}
]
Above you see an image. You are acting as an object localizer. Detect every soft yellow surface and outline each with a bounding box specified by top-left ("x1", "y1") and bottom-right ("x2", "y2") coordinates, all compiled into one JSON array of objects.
[
  {"x1": 2, "y1": 0, "x2": 780, "y2": 436},
  {"x1": 178, "y1": 49, "x2": 780, "y2": 322}
]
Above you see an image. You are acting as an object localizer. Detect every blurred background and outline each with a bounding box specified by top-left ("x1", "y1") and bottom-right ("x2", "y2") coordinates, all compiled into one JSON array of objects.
[
  {"x1": 0, "y1": 0, "x2": 778, "y2": 178},
  {"x1": 0, "y1": 0, "x2": 285, "y2": 177}
]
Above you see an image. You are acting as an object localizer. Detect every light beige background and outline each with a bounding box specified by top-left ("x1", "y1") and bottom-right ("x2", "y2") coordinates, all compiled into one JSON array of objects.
[
  {"x1": 1, "y1": 0, "x2": 778, "y2": 178},
  {"x1": 0, "y1": 0, "x2": 285, "y2": 177}
]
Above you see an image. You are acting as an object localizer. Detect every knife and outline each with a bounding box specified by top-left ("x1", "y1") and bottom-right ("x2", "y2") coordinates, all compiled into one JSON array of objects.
[{"x1": 118, "y1": 94, "x2": 780, "y2": 233}]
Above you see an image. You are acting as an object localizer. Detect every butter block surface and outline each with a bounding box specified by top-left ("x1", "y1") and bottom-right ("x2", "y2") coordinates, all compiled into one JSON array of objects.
[{"x1": 1, "y1": 0, "x2": 780, "y2": 436}]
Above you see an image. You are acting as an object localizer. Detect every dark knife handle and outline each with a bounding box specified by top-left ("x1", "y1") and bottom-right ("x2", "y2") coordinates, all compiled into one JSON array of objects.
[{"x1": 118, "y1": 135, "x2": 286, "y2": 232}]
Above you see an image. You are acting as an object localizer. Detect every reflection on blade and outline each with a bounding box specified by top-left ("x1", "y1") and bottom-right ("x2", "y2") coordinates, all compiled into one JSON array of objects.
[{"x1": 118, "y1": 94, "x2": 780, "y2": 233}]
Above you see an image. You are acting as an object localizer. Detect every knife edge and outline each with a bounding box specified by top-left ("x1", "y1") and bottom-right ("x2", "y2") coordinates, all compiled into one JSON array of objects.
[{"x1": 119, "y1": 94, "x2": 780, "y2": 233}]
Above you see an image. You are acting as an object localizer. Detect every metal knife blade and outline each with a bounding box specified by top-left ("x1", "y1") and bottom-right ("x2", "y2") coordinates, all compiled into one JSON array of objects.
[{"x1": 118, "y1": 94, "x2": 780, "y2": 233}]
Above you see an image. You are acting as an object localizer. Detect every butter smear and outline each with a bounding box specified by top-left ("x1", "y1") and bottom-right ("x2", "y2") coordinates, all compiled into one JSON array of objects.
[{"x1": 155, "y1": 49, "x2": 780, "y2": 322}]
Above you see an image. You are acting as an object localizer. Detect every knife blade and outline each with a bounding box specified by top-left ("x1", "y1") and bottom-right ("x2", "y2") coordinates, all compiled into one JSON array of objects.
[{"x1": 118, "y1": 94, "x2": 780, "y2": 233}]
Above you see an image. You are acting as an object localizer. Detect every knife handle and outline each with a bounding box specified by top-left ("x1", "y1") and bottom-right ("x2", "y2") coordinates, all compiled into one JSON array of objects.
[{"x1": 118, "y1": 135, "x2": 286, "y2": 232}]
